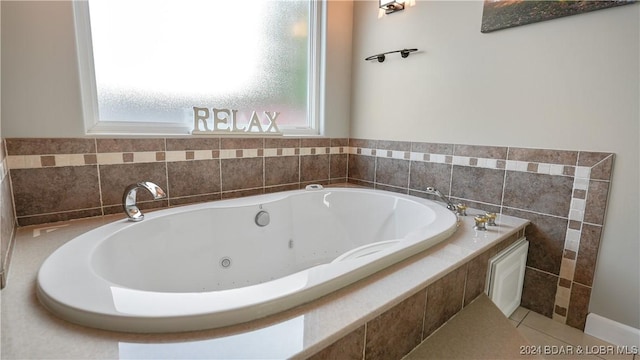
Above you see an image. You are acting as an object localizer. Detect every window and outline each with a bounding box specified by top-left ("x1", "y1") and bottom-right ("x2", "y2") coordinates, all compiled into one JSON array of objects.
[{"x1": 73, "y1": 0, "x2": 324, "y2": 135}]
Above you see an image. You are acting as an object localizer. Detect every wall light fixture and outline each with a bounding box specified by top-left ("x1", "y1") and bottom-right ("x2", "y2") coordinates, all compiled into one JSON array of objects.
[{"x1": 380, "y1": 0, "x2": 405, "y2": 14}]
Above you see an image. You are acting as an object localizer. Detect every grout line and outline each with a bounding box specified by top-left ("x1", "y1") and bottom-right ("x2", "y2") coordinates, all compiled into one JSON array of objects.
[
  {"x1": 420, "y1": 287, "x2": 428, "y2": 342},
  {"x1": 525, "y1": 265, "x2": 560, "y2": 279},
  {"x1": 519, "y1": 323, "x2": 574, "y2": 345},
  {"x1": 569, "y1": 280, "x2": 593, "y2": 289},
  {"x1": 461, "y1": 263, "x2": 468, "y2": 310},
  {"x1": 163, "y1": 138, "x2": 171, "y2": 206},
  {"x1": 579, "y1": 153, "x2": 614, "y2": 182},
  {"x1": 17, "y1": 206, "x2": 105, "y2": 220},
  {"x1": 345, "y1": 144, "x2": 350, "y2": 182},
  {"x1": 447, "y1": 145, "x2": 455, "y2": 198},
  {"x1": 518, "y1": 321, "x2": 609, "y2": 360},
  {"x1": 169, "y1": 192, "x2": 221, "y2": 201},
  {"x1": 93, "y1": 138, "x2": 106, "y2": 216},
  {"x1": 406, "y1": 155, "x2": 412, "y2": 191},
  {"x1": 362, "y1": 322, "x2": 367, "y2": 360},
  {"x1": 218, "y1": 154, "x2": 224, "y2": 198},
  {"x1": 499, "y1": 147, "x2": 510, "y2": 218},
  {"x1": 5, "y1": 140, "x2": 19, "y2": 226},
  {"x1": 501, "y1": 205, "x2": 571, "y2": 221},
  {"x1": 260, "y1": 138, "x2": 265, "y2": 191},
  {"x1": 517, "y1": 309, "x2": 530, "y2": 327},
  {"x1": 297, "y1": 147, "x2": 302, "y2": 186}
]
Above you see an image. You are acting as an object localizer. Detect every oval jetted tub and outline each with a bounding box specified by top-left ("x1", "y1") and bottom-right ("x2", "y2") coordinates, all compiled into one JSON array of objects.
[{"x1": 37, "y1": 187, "x2": 458, "y2": 333}]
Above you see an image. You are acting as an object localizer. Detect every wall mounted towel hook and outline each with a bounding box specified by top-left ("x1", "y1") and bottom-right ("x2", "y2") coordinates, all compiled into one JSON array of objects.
[{"x1": 365, "y1": 48, "x2": 418, "y2": 63}]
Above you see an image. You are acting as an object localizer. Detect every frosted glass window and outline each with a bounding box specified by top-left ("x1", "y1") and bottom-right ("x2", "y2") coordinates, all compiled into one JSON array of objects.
[{"x1": 81, "y1": 0, "x2": 320, "y2": 134}]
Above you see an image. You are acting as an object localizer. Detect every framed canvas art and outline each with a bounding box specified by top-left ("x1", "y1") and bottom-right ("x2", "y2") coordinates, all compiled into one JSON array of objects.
[{"x1": 481, "y1": 0, "x2": 636, "y2": 33}]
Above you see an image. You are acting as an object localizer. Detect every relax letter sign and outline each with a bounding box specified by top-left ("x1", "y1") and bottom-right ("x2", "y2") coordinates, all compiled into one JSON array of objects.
[{"x1": 192, "y1": 107, "x2": 282, "y2": 135}]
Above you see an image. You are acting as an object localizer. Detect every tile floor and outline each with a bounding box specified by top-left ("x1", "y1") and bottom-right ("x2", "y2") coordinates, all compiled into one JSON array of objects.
[{"x1": 510, "y1": 307, "x2": 637, "y2": 360}]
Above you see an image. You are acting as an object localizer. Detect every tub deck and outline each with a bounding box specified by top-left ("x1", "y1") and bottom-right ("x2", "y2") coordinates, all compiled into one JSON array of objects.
[{"x1": 2, "y1": 209, "x2": 529, "y2": 359}]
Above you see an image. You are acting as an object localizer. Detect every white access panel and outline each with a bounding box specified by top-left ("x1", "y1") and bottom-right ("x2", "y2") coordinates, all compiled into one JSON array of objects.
[{"x1": 486, "y1": 238, "x2": 529, "y2": 317}]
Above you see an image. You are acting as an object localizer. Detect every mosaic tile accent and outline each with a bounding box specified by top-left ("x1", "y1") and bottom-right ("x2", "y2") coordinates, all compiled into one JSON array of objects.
[{"x1": 347, "y1": 139, "x2": 614, "y2": 331}]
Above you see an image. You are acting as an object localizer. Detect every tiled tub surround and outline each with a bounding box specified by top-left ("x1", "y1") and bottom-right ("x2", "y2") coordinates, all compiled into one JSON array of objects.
[
  {"x1": 347, "y1": 139, "x2": 614, "y2": 332},
  {"x1": 1, "y1": 207, "x2": 528, "y2": 359},
  {"x1": 5, "y1": 137, "x2": 349, "y2": 226},
  {"x1": 1, "y1": 138, "x2": 17, "y2": 288},
  {"x1": 4, "y1": 137, "x2": 613, "y2": 332}
]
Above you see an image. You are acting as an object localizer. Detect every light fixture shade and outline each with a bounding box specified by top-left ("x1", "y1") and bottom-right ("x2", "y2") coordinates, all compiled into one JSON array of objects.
[{"x1": 380, "y1": 0, "x2": 405, "y2": 14}]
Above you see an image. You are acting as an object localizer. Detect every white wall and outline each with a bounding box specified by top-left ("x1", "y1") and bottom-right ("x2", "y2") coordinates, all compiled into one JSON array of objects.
[
  {"x1": 351, "y1": 1, "x2": 639, "y2": 329},
  {"x1": 0, "y1": 0, "x2": 3, "y2": 281},
  {"x1": 323, "y1": 1, "x2": 353, "y2": 137},
  {"x1": 0, "y1": 1, "x2": 352, "y2": 138},
  {"x1": 1, "y1": 1, "x2": 84, "y2": 137}
]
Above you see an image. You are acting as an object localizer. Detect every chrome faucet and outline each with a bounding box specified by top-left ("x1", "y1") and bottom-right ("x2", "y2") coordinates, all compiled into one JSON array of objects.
[
  {"x1": 122, "y1": 181, "x2": 167, "y2": 222},
  {"x1": 425, "y1": 187, "x2": 462, "y2": 214}
]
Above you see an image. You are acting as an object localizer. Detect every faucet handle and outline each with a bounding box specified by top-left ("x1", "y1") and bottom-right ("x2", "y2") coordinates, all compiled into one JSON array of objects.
[
  {"x1": 473, "y1": 215, "x2": 488, "y2": 231},
  {"x1": 485, "y1": 212, "x2": 497, "y2": 226},
  {"x1": 455, "y1": 203, "x2": 467, "y2": 216}
]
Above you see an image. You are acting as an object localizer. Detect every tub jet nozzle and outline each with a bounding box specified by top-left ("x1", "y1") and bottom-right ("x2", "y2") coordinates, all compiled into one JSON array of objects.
[{"x1": 255, "y1": 210, "x2": 270, "y2": 227}]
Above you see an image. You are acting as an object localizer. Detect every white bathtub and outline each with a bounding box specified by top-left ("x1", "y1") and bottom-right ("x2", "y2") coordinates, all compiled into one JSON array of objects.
[{"x1": 37, "y1": 187, "x2": 458, "y2": 333}]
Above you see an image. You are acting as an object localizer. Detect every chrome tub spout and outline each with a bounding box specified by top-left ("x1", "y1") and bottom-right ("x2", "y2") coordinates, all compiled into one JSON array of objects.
[
  {"x1": 425, "y1": 187, "x2": 458, "y2": 212},
  {"x1": 122, "y1": 181, "x2": 167, "y2": 221}
]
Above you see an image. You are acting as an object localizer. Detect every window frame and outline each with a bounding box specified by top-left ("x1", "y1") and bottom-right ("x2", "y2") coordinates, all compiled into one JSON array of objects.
[{"x1": 72, "y1": 1, "x2": 325, "y2": 136}]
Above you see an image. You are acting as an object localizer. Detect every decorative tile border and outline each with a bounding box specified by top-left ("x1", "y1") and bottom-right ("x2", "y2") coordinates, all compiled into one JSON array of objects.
[
  {"x1": 7, "y1": 147, "x2": 348, "y2": 169},
  {"x1": 551, "y1": 156, "x2": 609, "y2": 325},
  {"x1": 350, "y1": 145, "x2": 593, "y2": 178}
]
